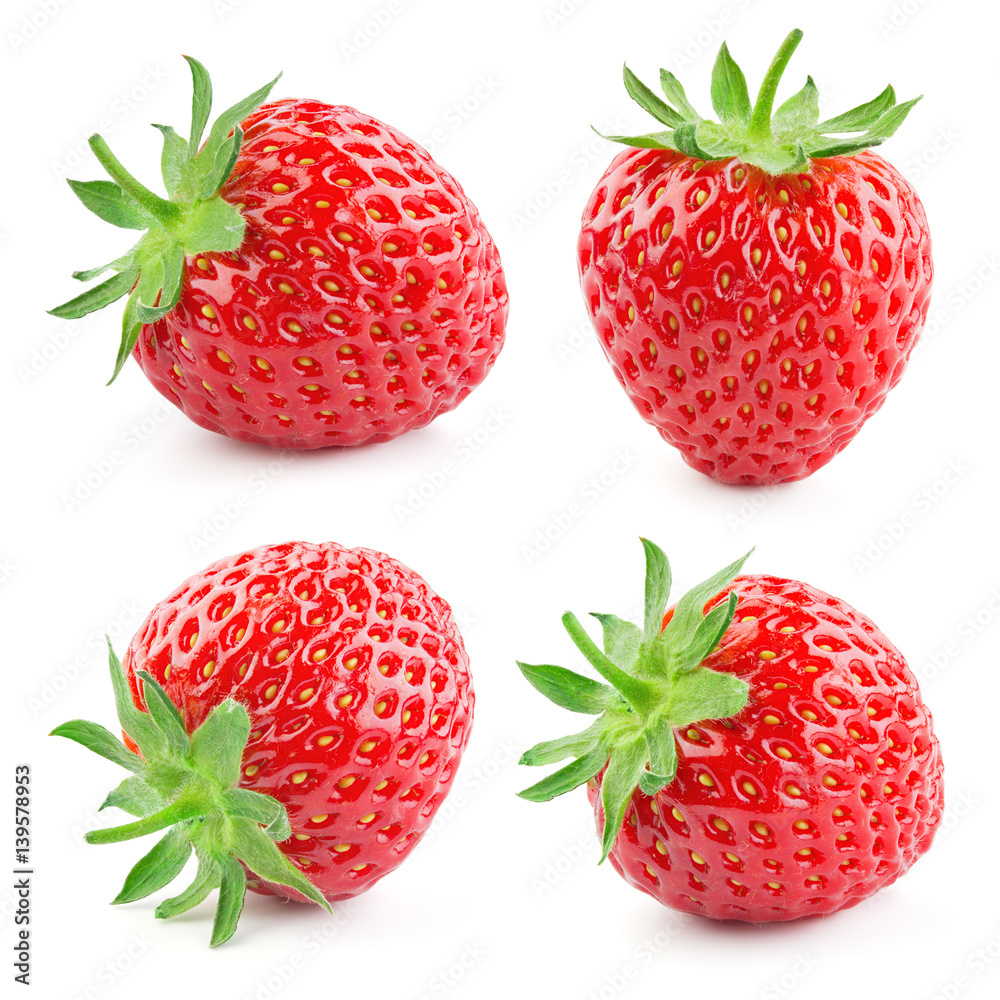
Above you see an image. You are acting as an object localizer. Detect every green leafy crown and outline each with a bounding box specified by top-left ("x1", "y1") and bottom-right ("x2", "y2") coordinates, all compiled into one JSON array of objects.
[
  {"x1": 49, "y1": 57, "x2": 280, "y2": 382},
  {"x1": 517, "y1": 539, "x2": 753, "y2": 861},
  {"x1": 51, "y1": 643, "x2": 330, "y2": 947},
  {"x1": 602, "y1": 28, "x2": 920, "y2": 175}
]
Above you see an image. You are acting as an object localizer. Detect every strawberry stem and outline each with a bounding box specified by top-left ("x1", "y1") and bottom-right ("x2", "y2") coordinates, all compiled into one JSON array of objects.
[
  {"x1": 747, "y1": 29, "x2": 803, "y2": 142},
  {"x1": 51, "y1": 644, "x2": 332, "y2": 946},
  {"x1": 88, "y1": 135, "x2": 179, "y2": 226}
]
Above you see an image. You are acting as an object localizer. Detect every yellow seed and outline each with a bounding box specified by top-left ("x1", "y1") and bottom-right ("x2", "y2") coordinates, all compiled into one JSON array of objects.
[
  {"x1": 776, "y1": 226, "x2": 788, "y2": 242},
  {"x1": 337, "y1": 694, "x2": 353, "y2": 708},
  {"x1": 742, "y1": 781, "x2": 758, "y2": 796},
  {"x1": 275, "y1": 648, "x2": 288, "y2": 661},
  {"x1": 202, "y1": 661, "x2": 215, "y2": 678},
  {"x1": 243, "y1": 316, "x2": 257, "y2": 330},
  {"x1": 333, "y1": 843, "x2": 351, "y2": 853},
  {"x1": 359, "y1": 740, "x2": 377, "y2": 752},
  {"x1": 763, "y1": 714, "x2": 781, "y2": 725},
  {"x1": 771, "y1": 287, "x2": 782, "y2": 305},
  {"x1": 759, "y1": 650, "x2": 776, "y2": 660},
  {"x1": 672, "y1": 260, "x2": 683, "y2": 276},
  {"x1": 310, "y1": 815, "x2": 328, "y2": 824},
  {"x1": 720, "y1": 272, "x2": 730, "y2": 289},
  {"x1": 290, "y1": 771, "x2": 307, "y2": 784},
  {"x1": 264, "y1": 684, "x2": 278, "y2": 700},
  {"x1": 713, "y1": 818, "x2": 731, "y2": 832},
  {"x1": 383, "y1": 241, "x2": 398, "y2": 252},
  {"x1": 690, "y1": 852, "x2": 705, "y2": 865},
  {"x1": 754, "y1": 823, "x2": 771, "y2": 837},
  {"x1": 786, "y1": 784, "x2": 803, "y2": 797},
  {"x1": 345, "y1": 657, "x2": 359, "y2": 670},
  {"x1": 244, "y1": 765, "x2": 259, "y2": 777},
  {"x1": 820, "y1": 279, "x2": 832, "y2": 297},
  {"x1": 272, "y1": 182, "x2": 290, "y2": 193},
  {"x1": 338, "y1": 776, "x2": 355, "y2": 788},
  {"x1": 317, "y1": 735, "x2": 334, "y2": 746},
  {"x1": 375, "y1": 701, "x2": 386, "y2": 715},
  {"x1": 836, "y1": 202, "x2": 848, "y2": 218},
  {"x1": 775, "y1": 746, "x2": 792, "y2": 760},
  {"x1": 817, "y1": 742, "x2": 834, "y2": 755},
  {"x1": 201, "y1": 304, "x2": 216, "y2": 319},
  {"x1": 655, "y1": 839, "x2": 667, "y2": 855},
  {"x1": 751, "y1": 249, "x2": 762, "y2": 265},
  {"x1": 698, "y1": 773, "x2": 715, "y2": 787},
  {"x1": 695, "y1": 190, "x2": 707, "y2": 206},
  {"x1": 298, "y1": 687, "x2": 314, "y2": 701},
  {"x1": 671, "y1": 807, "x2": 684, "y2": 822}
]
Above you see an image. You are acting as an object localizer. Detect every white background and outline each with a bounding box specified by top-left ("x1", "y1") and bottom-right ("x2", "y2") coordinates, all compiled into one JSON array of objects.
[{"x1": 4, "y1": 0, "x2": 998, "y2": 997}]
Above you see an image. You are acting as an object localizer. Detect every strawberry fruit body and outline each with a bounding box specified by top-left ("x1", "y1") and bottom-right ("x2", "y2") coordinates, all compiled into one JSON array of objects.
[
  {"x1": 578, "y1": 31, "x2": 932, "y2": 484},
  {"x1": 52, "y1": 59, "x2": 508, "y2": 449},
  {"x1": 518, "y1": 540, "x2": 943, "y2": 921},
  {"x1": 53, "y1": 540, "x2": 473, "y2": 945}
]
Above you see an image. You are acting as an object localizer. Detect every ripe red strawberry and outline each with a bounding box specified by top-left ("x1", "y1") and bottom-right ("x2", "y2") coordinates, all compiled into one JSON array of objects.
[
  {"x1": 51, "y1": 58, "x2": 508, "y2": 448},
  {"x1": 578, "y1": 31, "x2": 932, "y2": 484},
  {"x1": 52, "y1": 540, "x2": 473, "y2": 945},
  {"x1": 518, "y1": 539, "x2": 943, "y2": 921}
]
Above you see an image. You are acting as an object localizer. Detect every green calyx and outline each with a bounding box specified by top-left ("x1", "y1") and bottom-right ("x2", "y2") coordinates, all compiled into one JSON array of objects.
[
  {"x1": 48, "y1": 56, "x2": 281, "y2": 383},
  {"x1": 51, "y1": 642, "x2": 330, "y2": 947},
  {"x1": 602, "y1": 29, "x2": 920, "y2": 175},
  {"x1": 517, "y1": 539, "x2": 754, "y2": 862}
]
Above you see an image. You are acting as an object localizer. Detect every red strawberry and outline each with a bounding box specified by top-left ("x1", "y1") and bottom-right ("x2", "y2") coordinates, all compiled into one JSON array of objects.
[
  {"x1": 51, "y1": 58, "x2": 508, "y2": 449},
  {"x1": 52, "y1": 540, "x2": 473, "y2": 945},
  {"x1": 518, "y1": 539, "x2": 943, "y2": 921},
  {"x1": 578, "y1": 31, "x2": 932, "y2": 484}
]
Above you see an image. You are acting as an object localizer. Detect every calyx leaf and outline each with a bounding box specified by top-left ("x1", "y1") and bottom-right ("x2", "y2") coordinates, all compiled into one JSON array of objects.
[
  {"x1": 517, "y1": 539, "x2": 754, "y2": 861},
  {"x1": 51, "y1": 642, "x2": 331, "y2": 946},
  {"x1": 602, "y1": 29, "x2": 920, "y2": 175},
  {"x1": 49, "y1": 56, "x2": 281, "y2": 382}
]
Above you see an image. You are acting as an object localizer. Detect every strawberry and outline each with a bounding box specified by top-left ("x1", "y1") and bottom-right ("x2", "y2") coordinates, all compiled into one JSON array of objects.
[
  {"x1": 518, "y1": 539, "x2": 943, "y2": 921},
  {"x1": 52, "y1": 540, "x2": 473, "y2": 945},
  {"x1": 51, "y1": 58, "x2": 508, "y2": 449},
  {"x1": 578, "y1": 31, "x2": 932, "y2": 484}
]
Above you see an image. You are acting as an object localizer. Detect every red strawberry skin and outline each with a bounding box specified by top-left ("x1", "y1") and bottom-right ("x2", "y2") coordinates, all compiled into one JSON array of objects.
[
  {"x1": 122, "y1": 540, "x2": 473, "y2": 902},
  {"x1": 588, "y1": 575, "x2": 943, "y2": 921},
  {"x1": 578, "y1": 149, "x2": 932, "y2": 484},
  {"x1": 135, "y1": 99, "x2": 508, "y2": 448}
]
